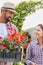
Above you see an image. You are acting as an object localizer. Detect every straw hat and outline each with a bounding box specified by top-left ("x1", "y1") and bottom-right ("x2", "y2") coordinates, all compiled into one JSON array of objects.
[{"x1": 1, "y1": 2, "x2": 16, "y2": 13}]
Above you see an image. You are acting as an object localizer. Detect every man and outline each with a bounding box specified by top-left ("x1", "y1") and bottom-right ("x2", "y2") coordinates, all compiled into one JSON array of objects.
[
  {"x1": 0, "y1": 2, "x2": 18, "y2": 65},
  {"x1": 26, "y1": 24, "x2": 43, "y2": 65}
]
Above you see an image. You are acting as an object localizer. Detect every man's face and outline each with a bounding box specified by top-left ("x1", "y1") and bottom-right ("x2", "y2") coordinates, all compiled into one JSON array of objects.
[
  {"x1": 34, "y1": 26, "x2": 43, "y2": 39},
  {"x1": 3, "y1": 10, "x2": 14, "y2": 22}
]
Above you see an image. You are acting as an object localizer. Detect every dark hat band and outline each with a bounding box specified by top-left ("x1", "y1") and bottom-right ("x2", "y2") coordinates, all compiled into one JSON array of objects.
[{"x1": 2, "y1": 7, "x2": 14, "y2": 10}]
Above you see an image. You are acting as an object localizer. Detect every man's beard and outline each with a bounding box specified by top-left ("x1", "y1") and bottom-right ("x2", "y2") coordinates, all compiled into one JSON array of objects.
[{"x1": 5, "y1": 18, "x2": 10, "y2": 23}]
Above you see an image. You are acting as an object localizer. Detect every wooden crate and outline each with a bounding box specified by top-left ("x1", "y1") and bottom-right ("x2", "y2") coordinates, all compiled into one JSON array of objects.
[{"x1": 0, "y1": 48, "x2": 22, "y2": 62}]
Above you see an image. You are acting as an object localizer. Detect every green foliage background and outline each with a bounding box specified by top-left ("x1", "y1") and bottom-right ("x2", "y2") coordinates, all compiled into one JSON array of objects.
[
  {"x1": 11, "y1": 0, "x2": 43, "y2": 32},
  {"x1": 11, "y1": 0, "x2": 43, "y2": 65}
]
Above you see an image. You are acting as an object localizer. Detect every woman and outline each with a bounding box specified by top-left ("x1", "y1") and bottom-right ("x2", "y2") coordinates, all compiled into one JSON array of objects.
[{"x1": 26, "y1": 24, "x2": 43, "y2": 65}]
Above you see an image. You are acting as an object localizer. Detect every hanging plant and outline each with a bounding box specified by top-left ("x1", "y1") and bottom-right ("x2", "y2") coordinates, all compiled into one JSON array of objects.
[{"x1": 11, "y1": 1, "x2": 43, "y2": 32}]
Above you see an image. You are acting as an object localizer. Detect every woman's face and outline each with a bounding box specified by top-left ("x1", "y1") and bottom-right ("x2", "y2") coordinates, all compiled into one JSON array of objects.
[{"x1": 34, "y1": 26, "x2": 43, "y2": 39}]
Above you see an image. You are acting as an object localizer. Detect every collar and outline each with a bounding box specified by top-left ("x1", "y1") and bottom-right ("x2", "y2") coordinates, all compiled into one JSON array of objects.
[{"x1": 35, "y1": 39, "x2": 39, "y2": 45}]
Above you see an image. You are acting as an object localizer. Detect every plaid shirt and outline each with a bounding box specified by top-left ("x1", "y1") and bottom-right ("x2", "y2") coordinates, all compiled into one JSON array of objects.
[
  {"x1": 26, "y1": 40, "x2": 43, "y2": 65},
  {"x1": 7, "y1": 22, "x2": 18, "y2": 34}
]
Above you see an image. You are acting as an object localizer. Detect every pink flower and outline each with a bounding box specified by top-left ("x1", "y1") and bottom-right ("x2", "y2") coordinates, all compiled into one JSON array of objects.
[
  {"x1": 0, "y1": 37, "x2": 2, "y2": 41},
  {"x1": 0, "y1": 45, "x2": 5, "y2": 49}
]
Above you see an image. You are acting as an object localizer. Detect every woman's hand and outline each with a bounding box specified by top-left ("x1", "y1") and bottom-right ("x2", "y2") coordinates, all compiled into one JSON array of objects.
[{"x1": 30, "y1": 62, "x2": 37, "y2": 65}]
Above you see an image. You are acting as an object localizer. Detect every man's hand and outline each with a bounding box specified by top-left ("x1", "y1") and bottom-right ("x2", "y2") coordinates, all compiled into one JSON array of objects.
[{"x1": 30, "y1": 62, "x2": 37, "y2": 65}]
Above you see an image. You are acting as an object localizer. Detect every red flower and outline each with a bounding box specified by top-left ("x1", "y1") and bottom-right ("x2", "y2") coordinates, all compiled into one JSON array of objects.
[
  {"x1": 20, "y1": 34, "x2": 26, "y2": 41},
  {"x1": 17, "y1": 32, "x2": 20, "y2": 35},
  {"x1": 8, "y1": 34, "x2": 14, "y2": 40},
  {"x1": 6, "y1": 44, "x2": 9, "y2": 49},
  {"x1": 0, "y1": 45, "x2": 5, "y2": 49},
  {"x1": 13, "y1": 33, "x2": 17, "y2": 37},
  {"x1": 15, "y1": 35, "x2": 22, "y2": 43},
  {"x1": 24, "y1": 44, "x2": 28, "y2": 48}
]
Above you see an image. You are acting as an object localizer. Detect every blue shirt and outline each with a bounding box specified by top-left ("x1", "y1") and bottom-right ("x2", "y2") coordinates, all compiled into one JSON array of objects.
[{"x1": 0, "y1": 23, "x2": 8, "y2": 38}]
